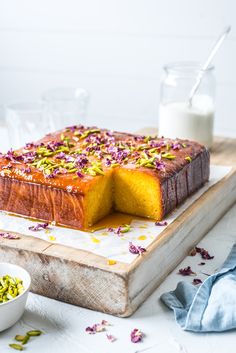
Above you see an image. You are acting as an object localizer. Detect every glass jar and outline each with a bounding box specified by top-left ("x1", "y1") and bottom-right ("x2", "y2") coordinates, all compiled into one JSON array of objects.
[
  {"x1": 159, "y1": 62, "x2": 216, "y2": 148},
  {"x1": 42, "y1": 87, "x2": 89, "y2": 131}
]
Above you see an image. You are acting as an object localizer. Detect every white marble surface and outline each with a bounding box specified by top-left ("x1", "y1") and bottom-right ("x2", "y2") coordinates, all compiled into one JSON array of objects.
[{"x1": 1, "y1": 204, "x2": 236, "y2": 353}]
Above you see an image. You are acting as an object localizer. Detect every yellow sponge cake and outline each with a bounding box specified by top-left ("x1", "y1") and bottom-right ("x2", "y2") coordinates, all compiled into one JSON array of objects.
[{"x1": 0, "y1": 126, "x2": 210, "y2": 229}]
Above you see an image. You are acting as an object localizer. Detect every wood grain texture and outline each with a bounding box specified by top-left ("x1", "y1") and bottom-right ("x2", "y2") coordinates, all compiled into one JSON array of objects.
[
  {"x1": 211, "y1": 137, "x2": 236, "y2": 166},
  {"x1": 0, "y1": 137, "x2": 235, "y2": 317},
  {"x1": 126, "y1": 167, "x2": 236, "y2": 316}
]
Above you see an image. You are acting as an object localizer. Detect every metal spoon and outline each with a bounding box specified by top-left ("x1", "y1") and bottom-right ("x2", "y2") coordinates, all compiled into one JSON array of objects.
[{"x1": 188, "y1": 26, "x2": 231, "y2": 107}]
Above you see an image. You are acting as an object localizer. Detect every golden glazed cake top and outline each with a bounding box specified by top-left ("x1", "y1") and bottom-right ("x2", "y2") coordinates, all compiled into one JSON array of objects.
[{"x1": 0, "y1": 125, "x2": 206, "y2": 194}]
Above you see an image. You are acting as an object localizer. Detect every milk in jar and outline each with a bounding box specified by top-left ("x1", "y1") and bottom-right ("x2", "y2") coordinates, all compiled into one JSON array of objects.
[
  {"x1": 159, "y1": 62, "x2": 215, "y2": 148},
  {"x1": 159, "y1": 95, "x2": 214, "y2": 148}
]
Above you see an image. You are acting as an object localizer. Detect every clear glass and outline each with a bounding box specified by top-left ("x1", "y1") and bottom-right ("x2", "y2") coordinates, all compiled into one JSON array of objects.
[
  {"x1": 5, "y1": 102, "x2": 50, "y2": 149},
  {"x1": 42, "y1": 87, "x2": 89, "y2": 131},
  {"x1": 159, "y1": 62, "x2": 216, "y2": 148}
]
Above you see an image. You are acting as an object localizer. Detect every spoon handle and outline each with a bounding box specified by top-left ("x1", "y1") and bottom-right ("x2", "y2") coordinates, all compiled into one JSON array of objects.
[{"x1": 188, "y1": 26, "x2": 231, "y2": 106}]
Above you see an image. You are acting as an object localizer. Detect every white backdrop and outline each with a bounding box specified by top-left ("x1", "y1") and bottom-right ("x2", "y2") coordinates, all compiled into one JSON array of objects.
[{"x1": 0, "y1": 0, "x2": 235, "y2": 137}]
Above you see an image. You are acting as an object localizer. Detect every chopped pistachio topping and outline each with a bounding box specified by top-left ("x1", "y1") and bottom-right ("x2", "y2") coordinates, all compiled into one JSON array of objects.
[
  {"x1": 15, "y1": 336, "x2": 26, "y2": 342},
  {"x1": 144, "y1": 135, "x2": 152, "y2": 143},
  {"x1": 137, "y1": 144, "x2": 149, "y2": 151},
  {"x1": 0, "y1": 275, "x2": 24, "y2": 303},
  {"x1": 27, "y1": 330, "x2": 42, "y2": 337},
  {"x1": 85, "y1": 162, "x2": 104, "y2": 176},
  {"x1": 185, "y1": 156, "x2": 192, "y2": 162},
  {"x1": 2, "y1": 125, "x2": 191, "y2": 180},
  {"x1": 2, "y1": 169, "x2": 11, "y2": 175},
  {"x1": 161, "y1": 152, "x2": 176, "y2": 160},
  {"x1": 21, "y1": 336, "x2": 30, "y2": 345},
  {"x1": 9, "y1": 343, "x2": 24, "y2": 351},
  {"x1": 120, "y1": 224, "x2": 131, "y2": 233},
  {"x1": 10, "y1": 330, "x2": 43, "y2": 351},
  {"x1": 111, "y1": 163, "x2": 120, "y2": 168},
  {"x1": 80, "y1": 129, "x2": 100, "y2": 139}
]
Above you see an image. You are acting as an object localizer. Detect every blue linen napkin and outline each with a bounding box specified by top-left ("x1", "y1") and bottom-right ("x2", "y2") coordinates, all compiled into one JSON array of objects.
[{"x1": 160, "y1": 243, "x2": 236, "y2": 332}]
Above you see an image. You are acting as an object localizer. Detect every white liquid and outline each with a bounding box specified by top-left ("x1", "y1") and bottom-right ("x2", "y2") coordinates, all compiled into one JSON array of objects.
[{"x1": 159, "y1": 95, "x2": 214, "y2": 148}]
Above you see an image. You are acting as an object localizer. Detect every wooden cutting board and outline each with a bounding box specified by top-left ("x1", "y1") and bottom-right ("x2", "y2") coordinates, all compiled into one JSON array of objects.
[{"x1": 0, "y1": 137, "x2": 235, "y2": 317}]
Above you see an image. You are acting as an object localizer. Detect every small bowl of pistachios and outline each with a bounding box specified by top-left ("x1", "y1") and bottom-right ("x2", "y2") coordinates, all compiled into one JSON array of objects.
[{"x1": 0, "y1": 263, "x2": 31, "y2": 332}]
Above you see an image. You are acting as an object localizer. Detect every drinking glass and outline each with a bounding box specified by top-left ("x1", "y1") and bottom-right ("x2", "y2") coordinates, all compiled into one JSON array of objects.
[
  {"x1": 42, "y1": 87, "x2": 89, "y2": 131},
  {"x1": 5, "y1": 102, "x2": 49, "y2": 149}
]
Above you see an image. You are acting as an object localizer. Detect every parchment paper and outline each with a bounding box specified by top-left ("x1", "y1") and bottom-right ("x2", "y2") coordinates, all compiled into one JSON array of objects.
[{"x1": 0, "y1": 165, "x2": 231, "y2": 263}]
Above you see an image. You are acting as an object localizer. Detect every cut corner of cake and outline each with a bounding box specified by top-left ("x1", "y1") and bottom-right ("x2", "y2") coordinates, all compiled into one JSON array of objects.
[{"x1": 0, "y1": 125, "x2": 210, "y2": 230}]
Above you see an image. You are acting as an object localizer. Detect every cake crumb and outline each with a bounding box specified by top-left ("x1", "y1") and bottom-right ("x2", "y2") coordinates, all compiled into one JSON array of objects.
[
  {"x1": 91, "y1": 237, "x2": 100, "y2": 244},
  {"x1": 107, "y1": 259, "x2": 117, "y2": 265},
  {"x1": 137, "y1": 235, "x2": 147, "y2": 240}
]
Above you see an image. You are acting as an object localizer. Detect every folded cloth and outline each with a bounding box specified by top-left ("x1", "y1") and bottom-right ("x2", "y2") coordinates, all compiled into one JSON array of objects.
[{"x1": 160, "y1": 243, "x2": 236, "y2": 332}]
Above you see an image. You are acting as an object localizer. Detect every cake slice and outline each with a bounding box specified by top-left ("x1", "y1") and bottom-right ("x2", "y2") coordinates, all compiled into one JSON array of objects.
[{"x1": 0, "y1": 125, "x2": 210, "y2": 229}]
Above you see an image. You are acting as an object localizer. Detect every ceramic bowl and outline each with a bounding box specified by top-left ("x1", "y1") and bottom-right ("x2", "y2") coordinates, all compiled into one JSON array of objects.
[{"x1": 0, "y1": 263, "x2": 31, "y2": 332}]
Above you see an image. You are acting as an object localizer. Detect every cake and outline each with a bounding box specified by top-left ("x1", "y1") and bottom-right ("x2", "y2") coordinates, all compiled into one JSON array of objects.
[{"x1": 0, "y1": 125, "x2": 210, "y2": 229}]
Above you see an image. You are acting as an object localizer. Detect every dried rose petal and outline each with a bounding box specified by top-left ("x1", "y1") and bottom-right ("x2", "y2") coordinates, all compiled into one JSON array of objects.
[
  {"x1": 154, "y1": 160, "x2": 165, "y2": 171},
  {"x1": 25, "y1": 142, "x2": 34, "y2": 149},
  {"x1": 75, "y1": 154, "x2": 89, "y2": 169},
  {"x1": 47, "y1": 140, "x2": 64, "y2": 152},
  {"x1": 55, "y1": 152, "x2": 66, "y2": 159},
  {"x1": 85, "y1": 320, "x2": 108, "y2": 334},
  {"x1": 198, "y1": 262, "x2": 206, "y2": 266},
  {"x1": 85, "y1": 324, "x2": 105, "y2": 334},
  {"x1": 107, "y1": 225, "x2": 131, "y2": 235},
  {"x1": 94, "y1": 324, "x2": 105, "y2": 332},
  {"x1": 155, "y1": 220, "x2": 168, "y2": 226},
  {"x1": 195, "y1": 246, "x2": 214, "y2": 260},
  {"x1": 66, "y1": 125, "x2": 81, "y2": 132},
  {"x1": 29, "y1": 222, "x2": 50, "y2": 231},
  {"x1": 130, "y1": 328, "x2": 143, "y2": 343},
  {"x1": 115, "y1": 226, "x2": 122, "y2": 235},
  {"x1": 85, "y1": 326, "x2": 96, "y2": 334},
  {"x1": 2, "y1": 163, "x2": 12, "y2": 170},
  {"x1": 193, "y1": 278, "x2": 202, "y2": 285},
  {"x1": 4, "y1": 149, "x2": 22, "y2": 163},
  {"x1": 105, "y1": 158, "x2": 111, "y2": 167},
  {"x1": 0, "y1": 232, "x2": 20, "y2": 239},
  {"x1": 64, "y1": 155, "x2": 75, "y2": 163},
  {"x1": 21, "y1": 167, "x2": 31, "y2": 173},
  {"x1": 106, "y1": 334, "x2": 116, "y2": 342},
  {"x1": 178, "y1": 266, "x2": 196, "y2": 276},
  {"x1": 77, "y1": 171, "x2": 84, "y2": 178},
  {"x1": 171, "y1": 142, "x2": 181, "y2": 150},
  {"x1": 129, "y1": 242, "x2": 146, "y2": 255},
  {"x1": 44, "y1": 172, "x2": 54, "y2": 179}
]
